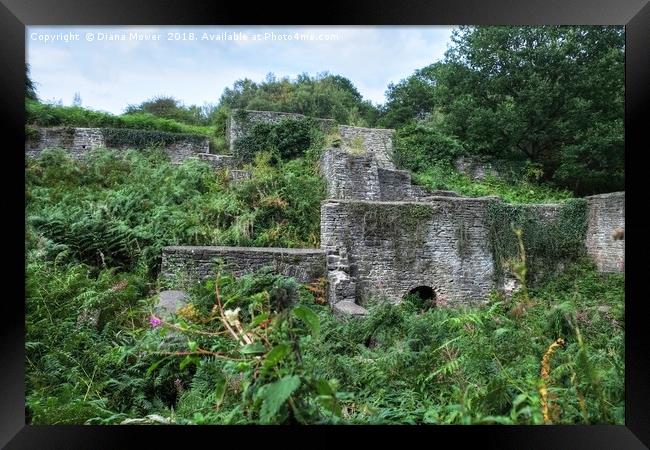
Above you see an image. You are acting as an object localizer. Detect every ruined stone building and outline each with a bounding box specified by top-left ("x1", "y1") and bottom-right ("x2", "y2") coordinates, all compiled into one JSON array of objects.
[{"x1": 26, "y1": 110, "x2": 625, "y2": 316}]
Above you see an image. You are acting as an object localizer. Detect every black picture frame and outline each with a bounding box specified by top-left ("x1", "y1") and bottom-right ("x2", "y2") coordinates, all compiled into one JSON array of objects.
[{"x1": 2, "y1": 0, "x2": 648, "y2": 447}]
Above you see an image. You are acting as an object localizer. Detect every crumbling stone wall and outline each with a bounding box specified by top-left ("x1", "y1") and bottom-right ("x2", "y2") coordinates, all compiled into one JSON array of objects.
[
  {"x1": 585, "y1": 192, "x2": 625, "y2": 272},
  {"x1": 321, "y1": 198, "x2": 498, "y2": 307},
  {"x1": 160, "y1": 246, "x2": 326, "y2": 285},
  {"x1": 338, "y1": 125, "x2": 395, "y2": 169},
  {"x1": 377, "y1": 168, "x2": 417, "y2": 201},
  {"x1": 25, "y1": 127, "x2": 209, "y2": 162},
  {"x1": 320, "y1": 148, "x2": 430, "y2": 201},
  {"x1": 320, "y1": 148, "x2": 381, "y2": 200},
  {"x1": 151, "y1": 109, "x2": 625, "y2": 314},
  {"x1": 26, "y1": 127, "x2": 102, "y2": 158},
  {"x1": 227, "y1": 109, "x2": 337, "y2": 152}
]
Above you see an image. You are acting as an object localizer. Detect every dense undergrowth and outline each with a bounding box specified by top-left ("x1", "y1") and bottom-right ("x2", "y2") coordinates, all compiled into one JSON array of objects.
[
  {"x1": 25, "y1": 149, "x2": 624, "y2": 425},
  {"x1": 26, "y1": 254, "x2": 624, "y2": 424},
  {"x1": 412, "y1": 166, "x2": 573, "y2": 204},
  {"x1": 27, "y1": 148, "x2": 324, "y2": 273}
]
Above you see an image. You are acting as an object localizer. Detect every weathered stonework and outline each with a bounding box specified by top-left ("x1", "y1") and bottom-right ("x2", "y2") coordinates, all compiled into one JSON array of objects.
[
  {"x1": 338, "y1": 125, "x2": 395, "y2": 169},
  {"x1": 160, "y1": 246, "x2": 326, "y2": 286},
  {"x1": 25, "y1": 127, "x2": 210, "y2": 163},
  {"x1": 320, "y1": 148, "x2": 381, "y2": 200},
  {"x1": 321, "y1": 198, "x2": 498, "y2": 307},
  {"x1": 228, "y1": 109, "x2": 396, "y2": 169},
  {"x1": 585, "y1": 192, "x2": 625, "y2": 272},
  {"x1": 153, "y1": 109, "x2": 625, "y2": 316},
  {"x1": 196, "y1": 153, "x2": 237, "y2": 170},
  {"x1": 320, "y1": 148, "x2": 431, "y2": 202}
]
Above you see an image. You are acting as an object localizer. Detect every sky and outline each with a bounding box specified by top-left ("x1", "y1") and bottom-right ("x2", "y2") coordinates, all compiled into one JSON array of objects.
[{"x1": 27, "y1": 26, "x2": 455, "y2": 115}]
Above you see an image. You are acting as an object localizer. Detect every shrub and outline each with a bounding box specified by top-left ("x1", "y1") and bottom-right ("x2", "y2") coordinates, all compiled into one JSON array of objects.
[
  {"x1": 233, "y1": 117, "x2": 324, "y2": 164},
  {"x1": 393, "y1": 123, "x2": 464, "y2": 171}
]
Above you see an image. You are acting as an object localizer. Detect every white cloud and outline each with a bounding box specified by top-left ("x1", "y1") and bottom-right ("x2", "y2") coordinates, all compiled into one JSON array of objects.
[{"x1": 27, "y1": 26, "x2": 456, "y2": 114}]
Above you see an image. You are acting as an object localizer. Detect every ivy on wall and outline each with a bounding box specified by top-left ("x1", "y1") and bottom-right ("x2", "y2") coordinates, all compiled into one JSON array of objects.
[{"x1": 486, "y1": 198, "x2": 588, "y2": 285}]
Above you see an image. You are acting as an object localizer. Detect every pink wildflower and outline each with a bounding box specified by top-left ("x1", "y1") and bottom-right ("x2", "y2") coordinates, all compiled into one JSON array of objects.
[{"x1": 150, "y1": 315, "x2": 162, "y2": 328}]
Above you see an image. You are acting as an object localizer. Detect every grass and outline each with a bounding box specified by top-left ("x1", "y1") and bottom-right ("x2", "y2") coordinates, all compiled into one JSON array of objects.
[{"x1": 413, "y1": 164, "x2": 573, "y2": 204}]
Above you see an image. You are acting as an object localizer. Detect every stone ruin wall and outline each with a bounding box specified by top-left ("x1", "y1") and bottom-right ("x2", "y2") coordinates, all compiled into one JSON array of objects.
[
  {"x1": 320, "y1": 198, "x2": 498, "y2": 307},
  {"x1": 337, "y1": 125, "x2": 395, "y2": 169},
  {"x1": 320, "y1": 148, "x2": 430, "y2": 202},
  {"x1": 149, "y1": 109, "x2": 624, "y2": 313},
  {"x1": 227, "y1": 110, "x2": 337, "y2": 153},
  {"x1": 585, "y1": 192, "x2": 625, "y2": 273},
  {"x1": 227, "y1": 110, "x2": 396, "y2": 170},
  {"x1": 160, "y1": 246, "x2": 326, "y2": 286},
  {"x1": 25, "y1": 127, "x2": 210, "y2": 163},
  {"x1": 320, "y1": 148, "x2": 382, "y2": 200}
]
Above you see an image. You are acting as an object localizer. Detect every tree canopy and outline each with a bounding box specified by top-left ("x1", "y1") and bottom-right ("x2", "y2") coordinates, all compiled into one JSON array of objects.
[
  {"x1": 380, "y1": 26, "x2": 624, "y2": 195},
  {"x1": 219, "y1": 72, "x2": 379, "y2": 126}
]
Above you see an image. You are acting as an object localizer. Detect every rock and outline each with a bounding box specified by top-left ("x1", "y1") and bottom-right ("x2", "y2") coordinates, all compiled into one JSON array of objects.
[
  {"x1": 154, "y1": 290, "x2": 189, "y2": 320},
  {"x1": 332, "y1": 300, "x2": 368, "y2": 317},
  {"x1": 597, "y1": 305, "x2": 611, "y2": 314},
  {"x1": 121, "y1": 414, "x2": 175, "y2": 425},
  {"x1": 77, "y1": 308, "x2": 101, "y2": 329}
]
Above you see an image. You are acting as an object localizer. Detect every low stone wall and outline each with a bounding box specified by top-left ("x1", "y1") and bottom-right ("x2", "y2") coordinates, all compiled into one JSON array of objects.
[
  {"x1": 227, "y1": 109, "x2": 337, "y2": 152},
  {"x1": 338, "y1": 125, "x2": 395, "y2": 169},
  {"x1": 197, "y1": 153, "x2": 237, "y2": 170},
  {"x1": 320, "y1": 198, "x2": 498, "y2": 306},
  {"x1": 26, "y1": 127, "x2": 102, "y2": 158},
  {"x1": 160, "y1": 246, "x2": 327, "y2": 285},
  {"x1": 26, "y1": 127, "x2": 210, "y2": 163},
  {"x1": 585, "y1": 192, "x2": 625, "y2": 272}
]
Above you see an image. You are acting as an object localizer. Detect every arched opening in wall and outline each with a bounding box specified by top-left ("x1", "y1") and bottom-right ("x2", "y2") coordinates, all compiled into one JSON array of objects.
[{"x1": 404, "y1": 286, "x2": 436, "y2": 311}]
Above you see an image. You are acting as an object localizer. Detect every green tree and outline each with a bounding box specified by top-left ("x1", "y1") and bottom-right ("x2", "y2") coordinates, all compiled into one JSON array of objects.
[
  {"x1": 125, "y1": 95, "x2": 215, "y2": 126},
  {"x1": 436, "y1": 26, "x2": 624, "y2": 194},
  {"x1": 380, "y1": 26, "x2": 624, "y2": 195},
  {"x1": 219, "y1": 72, "x2": 379, "y2": 126},
  {"x1": 380, "y1": 64, "x2": 441, "y2": 129}
]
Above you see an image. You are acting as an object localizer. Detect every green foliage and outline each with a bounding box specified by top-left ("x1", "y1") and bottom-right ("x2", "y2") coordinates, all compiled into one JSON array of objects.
[
  {"x1": 299, "y1": 260, "x2": 623, "y2": 424},
  {"x1": 27, "y1": 148, "x2": 325, "y2": 275},
  {"x1": 23, "y1": 197, "x2": 615, "y2": 413},
  {"x1": 102, "y1": 128, "x2": 207, "y2": 148},
  {"x1": 486, "y1": 199, "x2": 588, "y2": 284},
  {"x1": 233, "y1": 117, "x2": 325, "y2": 164},
  {"x1": 220, "y1": 72, "x2": 379, "y2": 126},
  {"x1": 124, "y1": 95, "x2": 218, "y2": 127},
  {"x1": 393, "y1": 122, "x2": 464, "y2": 171},
  {"x1": 26, "y1": 64, "x2": 38, "y2": 101},
  {"x1": 380, "y1": 63, "x2": 440, "y2": 129},
  {"x1": 380, "y1": 26, "x2": 624, "y2": 195},
  {"x1": 26, "y1": 99, "x2": 214, "y2": 137},
  {"x1": 413, "y1": 163, "x2": 573, "y2": 204}
]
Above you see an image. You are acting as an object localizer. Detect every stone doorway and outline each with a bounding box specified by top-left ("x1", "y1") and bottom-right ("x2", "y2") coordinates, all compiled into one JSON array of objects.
[{"x1": 405, "y1": 285, "x2": 436, "y2": 309}]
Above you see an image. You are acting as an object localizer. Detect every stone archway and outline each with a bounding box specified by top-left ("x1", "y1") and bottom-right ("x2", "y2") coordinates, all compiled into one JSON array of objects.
[{"x1": 404, "y1": 285, "x2": 436, "y2": 309}]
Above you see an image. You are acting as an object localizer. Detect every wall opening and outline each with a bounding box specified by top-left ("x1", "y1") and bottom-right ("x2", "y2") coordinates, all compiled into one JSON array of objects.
[{"x1": 405, "y1": 285, "x2": 436, "y2": 310}]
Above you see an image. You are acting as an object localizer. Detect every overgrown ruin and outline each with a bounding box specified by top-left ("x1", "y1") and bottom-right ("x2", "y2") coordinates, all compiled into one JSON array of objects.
[{"x1": 26, "y1": 110, "x2": 625, "y2": 316}]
